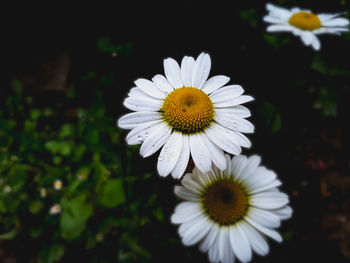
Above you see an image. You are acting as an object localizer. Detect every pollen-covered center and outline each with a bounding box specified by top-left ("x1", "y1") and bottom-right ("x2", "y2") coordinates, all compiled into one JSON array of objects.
[
  {"x1": 202, "y1": 179, "x2": 249, "y2": 225},
  {"x1": 288, "y1": 11, "x2": 321, "y2": 31},
  {"x1": 161, "y1": 87, "x2": 214, "y2": 133}
]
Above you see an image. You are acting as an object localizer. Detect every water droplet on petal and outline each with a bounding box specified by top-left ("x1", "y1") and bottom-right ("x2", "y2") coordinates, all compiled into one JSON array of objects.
[{"x1": 158, "y1": 156, "x2": 163, "y2": 161}]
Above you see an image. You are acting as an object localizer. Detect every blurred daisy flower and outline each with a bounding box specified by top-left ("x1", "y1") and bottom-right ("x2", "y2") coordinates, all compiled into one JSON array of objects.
[
  {"x1": 118, "y1": 53, "x2": 254, "y2": 178},
  {"x1": 53, "y1": 179, "x2": 63, "y2": 190},
  {"x1": 171, "y1": 154, "x2": 292, "y2": 263},
  {"x1": 264, "y1": 3, "x2": 349, "y2": 50},
  {"x1": 40, "y1": 187, "x2": 47, "y2": 198},
  {"x1": 49, "y1": 204, "x2": 62, "y2": 215},
  {"x1": 3, "y1": 185, "x2": 11, "y2": 194}
]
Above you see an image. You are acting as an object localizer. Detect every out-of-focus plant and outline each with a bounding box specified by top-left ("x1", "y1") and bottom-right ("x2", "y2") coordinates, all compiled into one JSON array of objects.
[{"x1": 0, "y1": 78, "x2": 158, "y2": 263}]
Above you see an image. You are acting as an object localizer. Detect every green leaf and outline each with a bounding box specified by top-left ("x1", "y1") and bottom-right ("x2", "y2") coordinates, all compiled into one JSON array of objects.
[
  {"x1": 259, "y1": 102, "x2": 282, "y2": 133},
  {"x1": 30, "y1": 109, "x2": 41, "y2": 120},
  {"x1": 311, "y1": 53, "x2": 350, "y2": 77},
  {"x1": 60, "y1": 194, "x2": 93, "y2": 240},
  {"x1": 98, "y1": 178, "x2": 125, "y2": 208},
  {"x1": 240, "y1": 8, "x2": 258, "y2": 27},
  {"x1": 59, "y1": 124, "x2": 74, "y2": 139},
  {"x1": 39, "y1": 244, "x2": 65, "y2": 263},
  {"x1": 29, "y1": 200, "x2": 44, "y2": 214}
]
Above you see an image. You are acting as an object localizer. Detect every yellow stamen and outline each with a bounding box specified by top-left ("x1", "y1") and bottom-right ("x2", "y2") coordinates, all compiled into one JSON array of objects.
[
  {"x1": 202, "y1": 179, "x2": 249, "y2": 225},
  {"x1": 161, "y1": 87, "x2": 214, "y2": 133},
  {"x1": 289, "y1": 11, "x2": 321, "y2": 31}
]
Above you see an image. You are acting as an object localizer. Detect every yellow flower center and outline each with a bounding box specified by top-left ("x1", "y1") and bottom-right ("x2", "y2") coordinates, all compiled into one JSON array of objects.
[
  {"x1": 288, "y1": 11, "x2": 321, "y2": 31},
  {"x1": 202, "y1": 179, "x2": 249, "y2": 225},
  {"x1": 161, "y1": 87, "x2": 214, "y2": 133}
]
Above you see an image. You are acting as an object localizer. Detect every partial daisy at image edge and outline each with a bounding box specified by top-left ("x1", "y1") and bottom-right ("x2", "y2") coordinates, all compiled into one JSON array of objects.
[
  {"x1": 117, "y1": 52, "x2": 254, "y2": 178},
  {"x1": 263, "y1": 2, "x2": 350, "y2": 50},
  {"x1": 171, "y1": 153, "x2": 292, "y2": 263}
]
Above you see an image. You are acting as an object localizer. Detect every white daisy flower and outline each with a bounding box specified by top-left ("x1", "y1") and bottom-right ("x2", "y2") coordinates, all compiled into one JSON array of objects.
[
  {"x1": 118, "y1": 53, "x2": 254, "y2": 178},
  {"x1": 40, "y1": 188, "x2": 47, "y2": 198},
  {"x1": 3, "y1": 185, "x2": 11, "y2": 194},
  {"x1": 53, "y1": 179, "x2": 62, "y2": 190},
  {"x1": 263, "y1": 3, "x2": 350, "y2": 50},
  {"x1": 171, "y1": 154, "x2": 292, "y2": 263},
  {"x1": 49, "y1": 204, "x2": 62, "y2": 215}
]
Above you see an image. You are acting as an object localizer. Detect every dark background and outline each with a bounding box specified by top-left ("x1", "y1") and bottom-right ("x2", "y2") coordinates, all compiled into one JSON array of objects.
[{"x1": 2, "y1": 0, "x2": 350, "y2": 262}]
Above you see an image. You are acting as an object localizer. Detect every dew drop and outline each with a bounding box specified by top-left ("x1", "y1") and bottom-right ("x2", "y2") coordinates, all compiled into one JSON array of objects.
[{"x1": 158, "y1": 156, "x2": 163, "y2": 161}]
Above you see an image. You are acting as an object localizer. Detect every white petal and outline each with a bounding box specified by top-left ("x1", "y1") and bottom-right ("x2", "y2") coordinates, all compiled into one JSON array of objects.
[
  {"x1": 205, "y1": 123, "x2": 242, "y2": 155},
  {"x1": 231, "y1": 155, "x2": 248, "y2": 179},
  {"x1": 230, "y1": 224, "x2": 252, "y2": 263},
  {"x1": 322, "y1": 17, "x2": 349, "y2": 27},
  {"x1": 236, "y1": 155, "x2": 261, "y2": 182},
  {"x1": 266, "y1": 3, "x2": 292, "y2": 20},
  {"x1": 249, "y1": 179, "x2": 282, "y2": 194},
  {"x1": 152, "y1": 74, "x2": 174, "y2": 94},
  {"x1": 171, "y1": 202, "x2": 201, "y2": 224},
  {"x1": 248, "y1": 207, "x2": 281, "y2": 228},
  {"x1": 239, "y1": 221, "x2": 269, "y2": 256},
  {"x1": 180, "y1": 56, "x2": 195, "y2": 87},
  {"x1": 174, "y1": 186, "x2": 200, "y2": 202},
  {"x1": 245, "y1": 217, "x2": 282, "y2": 242},
  {"x1": 178, "y1": 213, "x2": 204, "y2": 237},
  {"x1": 123, "y1": 96, "x2": 162, "y2": 112},
  {"x1": 201, "y1": 75, "x2": 230, "y2": 95},
  {"x1": 318, "y1": 13, "x2": 343, "y2": 22},
  {"x1": 214, "y1": 110, "x2": 254, "y2": 133},
  {"x1": 313, "y1": 27, "x2": 349, "y2": 35},
  {"x1": 134, "y1": 78, "x2": 166, "y2": 99},
  {"x1": 125, "y1": 120, "x2": 163, "y2": 145},
  {"x1": 157, "y1": 132, "x2": 182, "y2": 177},
  {"x1": 213, "y1": 95, "x2": 254, "y2": 108},
  {"x1": 208, "y1": 232, "x2": 221, "y2": 263},
  {"x1": 181, "y1": 173, "x2": 203, "y2": 194},
  {"x1": 171, "y1": 134, "x2": 190, "y2": 179},
  {"x1": 270, "y1": 205, "x2": 293, "y2": 220},
  {"x1": 189, "y1": 133, "x2": 212, "y2": 174},
  {"x1": 263, "y1": 15, "x2": 286, "y2": 24},
  {"x1": 139, "y1": 122, "x2": 172, "y2": 157},
  {"x1": 182, "y1": 217, "x2": 212, "y2": 246},
  {"x1": 244, "y1": 167, "x2": 277, "y2": 192},
  {"x1": 200, "y1": 133, "x2": 226, "y2": 170},
  {"x1": 311, "y1": 35, "x2": 321, "y2": 51},
  {"x1": 127, "y1": 87, "x2": 151, "y2": 98},
  {"x1": 215, "y1": 106, "x2": 251, "y2": 118},
  {"x1": 164, "y1": 58, "x2": 183, "y2": 89},
  {"x1": 267, "y1": 24, "x2": 295, "y2": 32},
  {"x1": 117, "y1": 111, "x2": 162, "y2": 129},
  {"x1": 300, "y1": 31, "x2": 314, "y2": 46},
  {"x1": 210, "y1": 85, "x2": 244, "y2": 103},
  {"x1": 250, "y1": 191, "x2": 289, "y2": 210},
  {"x1": 191, "y1": 53, "x2": 211, "y2": 89},
  {"x1": 199, "y1": 223, "x2": 220, "y2": 253},
  {"x1": 218, "y1": 227, "x2": 234, "y2": 263},
  {"x1": 223, "y1": 154, "x2": 232, "y2": 177}
]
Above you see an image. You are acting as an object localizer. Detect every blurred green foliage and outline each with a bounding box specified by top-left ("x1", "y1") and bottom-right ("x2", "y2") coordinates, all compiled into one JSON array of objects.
[{"x1": 0, "y1": 78, "x2": 160, "y2": 263}]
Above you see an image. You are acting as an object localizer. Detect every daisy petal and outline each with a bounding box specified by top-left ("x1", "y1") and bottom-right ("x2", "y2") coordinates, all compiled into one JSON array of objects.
[
  {"x1": 214, "y1": 111, "x2": 254, "y2": 133},
  {"x1": 125, "y1": 120, "x2": 163, "y2": 145},
  {"x1": 152, "y1": 74, "x2": 174, "y2": 94},
  {"x1": 189, "y1": 133, "x2": 212, "y2": 173},
  {"x1": 201, "y1": 75, "x2": 230, "y2": 95},
  {"x1": 171, "y1": 134, "x2": 190, "y2": 179},
  {"x1": 200, "y1": 133, "x2": 226, "y2": 170},
  {"x1": 311, "y1": 35, "x2": 321, "y2": 51},
  {"x1": 230, "y1": 224, "x2": 252, "y2": 263},
  {"x1": 239, "y1": 221, "x2": 269, "y2": 256},
  {"x1": 263, "y1": 15, "x2": 286, "y2": 24},
  {"x1": 174, "y1": 186, "x2": 200, "y2": 202},
  {"x1": 267, "y1": 24, "x2": 295, "y2": 32},
  {"x1": 210, "y1": 85, "x2": 244, "y2": 103},
  {"x1": 117, "y1": 111, "x2": 162, "y2": 129},
  {"x1": 192, "y1": 53, "x2": 211, "y2": 89},
  {"x1": 215, "y1": 105, "x2": 251, "y2": 118},
  {"x1": 218, "y1": 227, "x2": 234, "y2": 263},
  {"x1": 180, "y1": 56, "x2": 195, "y2": 87},
  {"x1": 205, "y1": 123, "x2": 242, "y2": 156},
  {"x1": 171, "y1": 202, "x2": 201, "y2": 224},
  {"x1": 248, "y1": 207, "x2": 281, "y2": 228},
  {"x1": 135, "y1": 78, "x2": 166, "y2": 99},
  {"x1": 266, "y1": 3, "x2": 292, "y2": 20},
  {"x1": 322, "y1": 17, "x2": 349, "y2": 27},
  {"x1": 213, "y1": 95, "x2": 254, "y2": 108},
  {"x1": 157, "y1": 132, "x2": 182, "y2": 177},
  {"x1": 250, "y1": 191, "x2": 289, "y2": 210},
  {"x1": 249, "y1": 179, "x2": 282, "y2": 194},
  {"x1": 139, "y1": 122, "x2": 172, "y2": 157},
  {"x1": 164, "y1": 58, "x2": 183, "y2": 89},
  {"x1": 199, "y1": 223, "x2": 220, "y2": 253},
  {"x1": 237, "y1": 155, "x2": 261, "y2": 182},
  {"x1": 182, "y1": 217, "x2": 212, "y2": 246},
  {"x1": 123, "y1": 96, "x2": 162, "y2": 112},
  {"x1": 245, "y1": 217, "x2": 283, "y2": 243},
  {"x1": 270, "y1": 205, "x2": 293, "y2": 220}
]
